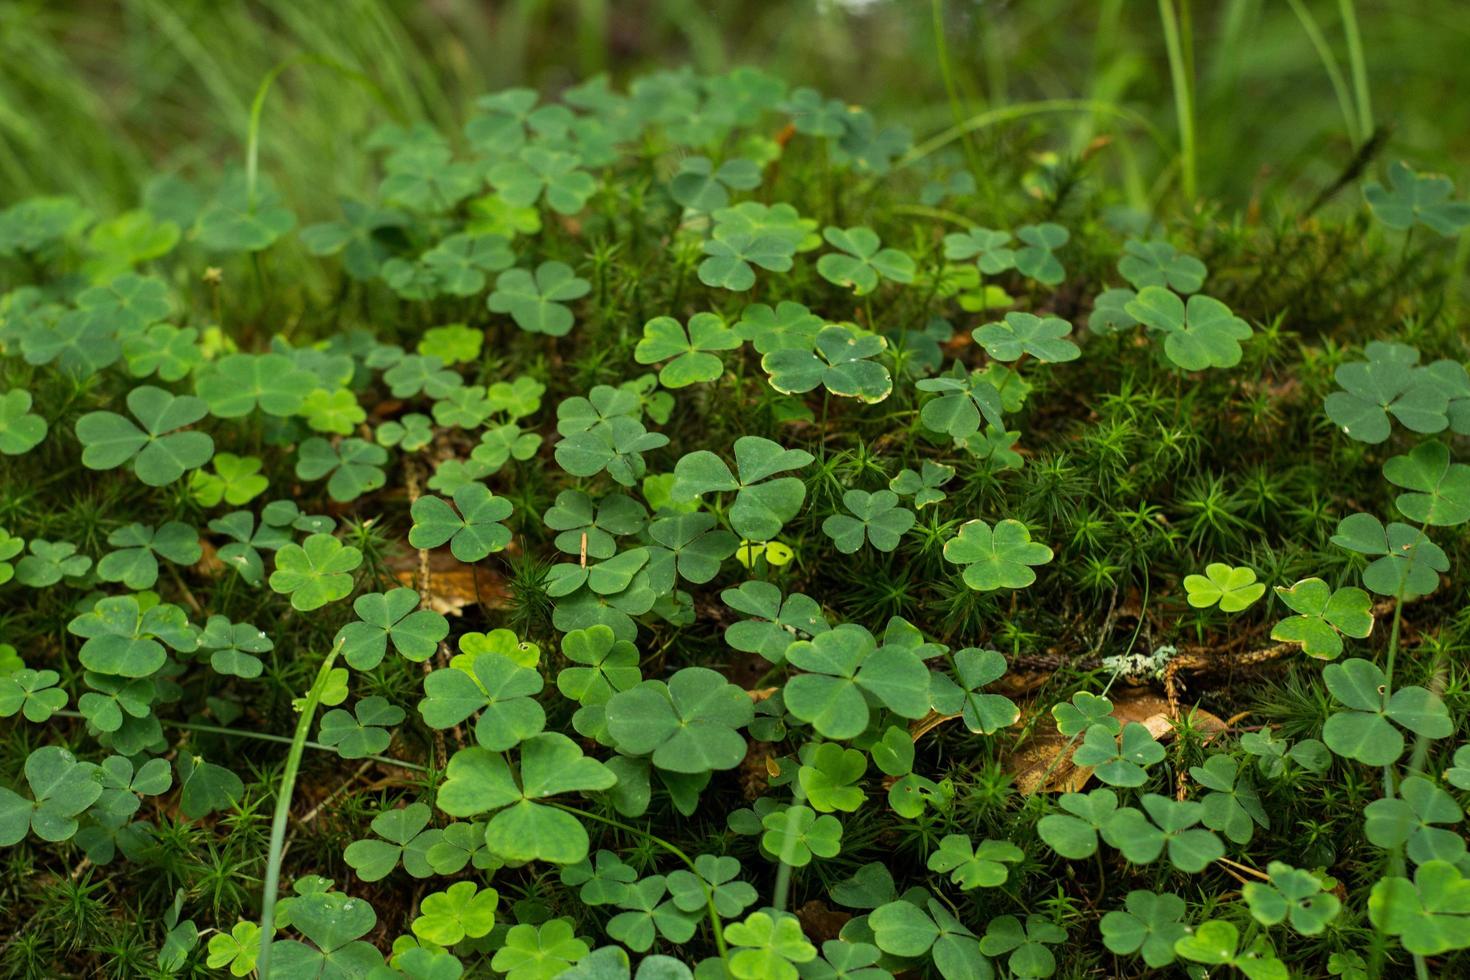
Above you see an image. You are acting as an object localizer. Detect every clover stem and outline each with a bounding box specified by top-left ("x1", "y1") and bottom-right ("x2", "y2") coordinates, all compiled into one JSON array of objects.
[
  {"x1": 52, "y1": 710, "x2": 430, "y2": 774},
  {"x1": 770, "y1": 801, "x2": 806, "y2": 913},
  {"x1": 1157, "y1": 0, "x2": 1197, "y2": 201},
  {"x1": 552, "y1": 803, "x2": 729, "y2": 961},
  {"x1": 1377, "y1": 595, "x2": 1405, "y2": 800},
  {"x1": 256, "y1": 637, "x2": 344, "y2": 979}
]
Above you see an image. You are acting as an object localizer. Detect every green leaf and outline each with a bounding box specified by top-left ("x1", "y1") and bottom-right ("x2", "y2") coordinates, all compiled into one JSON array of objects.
[
  {"x1": 97, "y1": 521, "x2": 201, "y2": 590},
  {"x1": 1331, "y1": 513, "x2": 1448, "y2": 597},
  {"x1": 421, "y1": 651, "x2": 545, "y2": 751},
  {"x1": 0, "y1": 389, "x2": 46, "y2": 455},
  {"x1": 76, "y1": 385, "x2": 214, "y2": 486},
  {"x1": 1183, "y1": 562, "x2": 1265, "y2": 612},
  {"x1": 1125, "y1": 287, "x2": 1251, "y2": 370},
  {"x1": 1323, "y1": 342, "x2": 1450, "y2": 444},
  {"x1": 1014, "y1": 222, "x2": 1068, "y2": 284},
  {"x1": 488, "y1": 262, "x2": 591, "y2": 336},
  {"x1": 762, "y1": 324, "x2": 892, "y2": 403},
  {"x1": 605, "y1": 667, "x2": 754, "y2": 773},
  {"x1": 1383, "y1": 440, "x2": 1470, "y2": 525},
  {"x1": 1243, "y1": 861, "x2": 1342, "y2": 935},
  {"x1": 1117, "y1": 239, "x2": 1206, "y2": 293},
  {"x1": 974, "y1": 312, "x2": 1079, "y2": 363},
  {"x1": 1364, "y1": 160, "x2": 1470, "y2": 235},
  {"x1": 734, "y1": 301, "x2": 825, "y2": 354},
  {"x1": 336, "y1": 588, "x2": 449, "y2": 669},
  {"x1": 412, "y1": 881, "x2": 498, "y2": 945},
  {"x1": 1270, "y1": 578, "x2": 1374, "y2": 659},
  {"x1": 1322, "y1": 658, "x2": 1452, "y2": 765},
  {"x1": 761, "y1": 805, "x2": 843, "y2": 866},
  {"x1": 635, "y1": 313, "x2": 740, "y2": 387},
  {"x1": 928, "y1": 833, "x2": 1024, "y2": 891},
  {"x1": 672, "y1": 436, "x2": 813, "y2": 540},
  {"x1": 409, "y1": 482, "x2": 514, "y2": 560},
  {"x1": 783, "y1": 624, "x2": 930, "y2": 739},
  {"x1": 1101, "y1": 890, "x2": 1187, "y2": 968},
  {"x1": 197, "y1": 352, "x2": 317, "y2": 418},
  {"x1": 700, "y1": 233, "x2": 795, "y2": 291},
  {"x1": 723, "y1": 911, "x2": 816, "y2": 980},
  {"x1": 816, "y1": 226, "x2": 914, "y2": 294},
  {"x1": 821, "y1": 489, "x2": 915, "y2": 554},
  {"x1": 269, "y1": 534, "x2": 363, "y2": 611},
  {"x1": 942, "y1": 518, "x2": 1052, "y2": 591},
  {"x1": 1368, "y1": 860, "x2": 1470, "y2": 955}
]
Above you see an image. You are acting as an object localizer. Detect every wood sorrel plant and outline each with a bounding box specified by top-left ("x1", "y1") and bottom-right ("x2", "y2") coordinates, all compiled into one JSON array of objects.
[{"x1": 1, "y1": 67, "x2": 1469, "y2": 979}]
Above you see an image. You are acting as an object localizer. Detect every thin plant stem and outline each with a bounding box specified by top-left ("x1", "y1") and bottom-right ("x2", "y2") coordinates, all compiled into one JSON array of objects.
[
  {"x1": 1339, "y1": 0, "x2": 1374, "y2": 141},
  {"x1": 1157, "y1": 0, "x2": 1197, "y2": 201},
  {"x1": 1286, "y1": 0, "x2": 1362, "y2": 145},
  {"x1": 256, "y1": 638, "x2": 345, "y2": 979}
]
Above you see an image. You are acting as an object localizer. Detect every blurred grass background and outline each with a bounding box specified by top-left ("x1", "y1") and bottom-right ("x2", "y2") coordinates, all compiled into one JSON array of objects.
[{"x1": 1, "y1": 0, "x2": 1466, "y2": 215}]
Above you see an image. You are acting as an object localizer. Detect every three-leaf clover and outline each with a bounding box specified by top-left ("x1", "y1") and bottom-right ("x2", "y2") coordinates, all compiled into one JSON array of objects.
[
  {"x1": 0, "y1": 389, "x2": 46, "y2": 455},
  {"x1": 916, "y1": 364, "x2": 1005, "y2": 440},
  {"x1": 723, "y1": 911, "x2": 816, "y2": 980},
  {"x1": 1383, "y1": 440, "x2": 1470, "y2": 525},
  {"x1": 1323, "y1": 342, "x2": 1451, "y2": 443},
  {"x1": 0, "y1": 746, "x2": 103, "y2": 844},
  {"x1": 1270, "y1": 577, "x2": 1374, "y2": 659},
  {"x1": 1117, "y1": 239, "x2": 1206, "y2": 293},
  {"x1": 761, "y1": 324, "x2": 892, "y2": 403},
  {"x1": 1322, "y1": 657, "x2": 1452, "y2": 764},
  {"x1": 942, "y1": 518, "x2": 1053, "y2": 591},
  {"x1": 1243, "y1": 862, "x2": 1342, "y2": 935},
  {"x1": 412, "y1": 881, "x2": 498, "y2": 945},
  {"x1": 335, "y1": 588, "x2": 449, "y2": 669},
  {"x1": 1365, "y1": 774, "x2": 1466, "y2": 865},
  {"x1": 1331, "y1": 513, "x2": 1447, "y2": 597},
  {"x1": 318, "y1": 696, "x2": 406, "y2": 758},
  {"x1": 782, "y1": 624, "x2": 930, "y2": 739},
  {"x1": 420, "y1": 652, "x2": 545, "y2": 751},
  {"x1": 634, "y1": 313, "x2": 740, "y2": 387},
  {"x1": 670, "y1": 156, "x2": 762, "y2": 212},
  {"x1": 605, "y1": 667, "x2": 754, "y2": 773},
  {"x1": 699, "y1": 233, "x2": 795, "y2": 291},
  {"x1": 197, "y1": 352, "x2": 315, "y2": 418},
  {"x1": 1367, "y1": 860, "x2": 1470, "y2": 955},
  {"x1": 488, "y1": 262, "x2": 592, "y2": 336},
  {"x1": 979, "y1": 914, "x2": 1067, "y2": 979},
  {"x1": 821, "y1": 489, "x2": 915, "y2": 553},
  {"x1": 974, "y1": 312, "x2": 1080, "y2": 363},
  {"x1": 1014, "y1": 222, "x2": 1069, "y2": 284},
  {"x1": 888, "y1": 460, "x2": 954, "y2": 508},
  {"x1": 97, "y1": 521, "x2": 201, "y2": 590},
  {"x1": 409, "y1": 482, "x2": 514, "y2": 561},
  {"x1": 488, "y1": 147, "x2": 597, "y2": 214},
  {"x1": 1074, "y1": 722, "x2": 1166, "y2": 787},
  {"x1": 672, "y1": 436, "x2": 814, "y2": 540},
  {"x1": 1101, "y1": 890, "x2": 1188, "y2": 968},
  {"x1": 1126, "y1": 288, "x2": 1252, "y2": 370},
  {"x1": 943, "y1": 227, "x2": 1016, "y2": 274},
  {"x1": 268, "y1": 534, "x2": 363, "y2": 611},
  {"x1": 927, "y1": 834, "x2": 1024, "y2": 890},
  {"x1": 1183, "y1": 563, "x2": 1265, "y2": 612},
  {"x1": 761, "y1": 805, "x2": 843, "y2": 867},
  {"x1": 816, "y1": 226, "x2": 914, "y2": 294},
  {"x1": 1364, "y1": 160, "x2": 1470, "y2": 235},
  {"x1": 76, "y1": 385, "x2": 214, "y2": 486},
  {"x1": 436, "y1": 732, "x2": 616, "y2": 863}
]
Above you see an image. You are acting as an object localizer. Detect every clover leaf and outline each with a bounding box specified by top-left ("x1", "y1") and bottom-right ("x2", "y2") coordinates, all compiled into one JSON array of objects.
[
  {"x1": 868, "y1": 898, "x2": 985, "y2": 977},
  {"x1": 721, "y1": 580, "x2": 829, "y2": 664},
  {"x1": 421, "y1": 651, "x2": 545, "y2": 751},
  {"x1": 409, "y1": 482, "x2": 514, "y2": 561},
  {"x1": 1190, "y1": 754, "x2": 1268, "y2": 844},
  {"x1": 734, "y1": 301, "x2": 825, "y2": 354},
  {"x1": 1323, "y1": 342, "x2": 1452, "y2": 443},
  {"x1": 605, "y1": 667, "x2": 753, "y2": 773},
  {"x1": 436, "y1": 732, "x2": 616, "y2": 864},
  {"x1": 268, "y1": 533, "x2": 363, "y2": 611},
  {"x1": 1125, "y1": 287, "x2": 1251, "y2": 370},
  {"x1": 67, "y1": 595, "x2": 196, "y2": 677},
  {"x1": 14, "y1": 538, "x2": 92, "y2": 587},
  {"x1": 605, "y1": 875, "x2": 700, "y2": 952},
  {"x1": 1383, "y1": 440, "x2": 1470, "y2": 525},
  {"x1": 974, "y1": 312, "x2": 1080, "y2": 363},
  {"x1": 561, "y1": 850, "x2": 639, "y2": 906},
  {"x1": 122, "y1": 323, "x2": 202, "y2": 381},
  {"x1": 816, "y1": 226, "x2": 914, "y2": 294},
  {"x1": 796, "y1": 741, "x2": 868, "y2": 813},
  {"x1": 0, "y1": 669, "x2": 68, "y2": 723},
  {"x1": 1368, "y1": 860, "x2": 1470, "y2": 955},
  {"x1": 888, "y1": 460, "x2": 954, "y2": 508},
  {"x1": 96, "y1": 521, "x2": 201, "y2": 590},
  {"x1": 1242, "y1": 861, "x2": 1341, "y2": 935},
  {"x1": 491, "y1": 919, "x2": 591, "y2": 978},
  {"x1": 670, "y1": 156, "x2": 762, "y2": 212},
  {"x1": 1102, "y1": 794, "x2": 1225, "y2": 872},
  {"x1": 189, "y1": 452, "x2": 268, "y2": 507},
  {"x1": 723, "y1": 911, "x2": 816, "y2": 980},
  {"x1": 1117, "y1": 239, "x2": 1206, "y2": 293},
  {"x1": 979, "y1": 914, "x2": 1066, "y2": 979},
  {"x1": 761, "y1": 805, "x2": 842, "y2": 867},
  {"x1": 335, "y1": 588, "x2": 448, "y2": 670},
  {"x1": 76, "y1": 385, "x2": 214, "y2": 486},
  {"x1": 1322, "y1": 657, "x2": 1452, "y2": 764},
  {"x1": 943, "y1": 226, "x2": 1016, "y2": 274},
  {"x1": 916, "y1": 363, "x2": 1005, "y2": 441},
  {"x1": 928, "y1": 833, "x2": 1023, "y2": 890},
  {"x1": 412, "y1": 881, "x2": 498, "y2": 945},
  {"x1": 488, "y1": 262, "x2": 592, "y2": 336},
  {"x1": 1173, "y1": 919, "x2": 1288, "y2": 978},
  {"x1": 1364, "y1": 160, "x2": 1470, "y2": 235},
  {"x1": 197, "y1": 615, "x2": 273, "y2": 679},
  {"x1": 947, "y1": 647, "x2": 1020, "y2": 734},
  {"x1": 634, "y1": 313, "x2": 740, "y2": 387},
  {"x1": 0, "y1": 746, "x2": 102, "y2": 844},
  {"x1": 821, "y1": 489, "x2": 914, "y2": 554},
  {"x1": 1014, "y1": 222, "x2": 1069, "y2": 284},
  {"x1": 762, "y1": 324, "x2": 892, "y2": 403},
  {"x1": 267, "y1": 890, "x2": 381, "y2": 978},
  {"x1": 699, "y1": 232, "x2": 796, "y2": 291},
  {"x1": 318, "y1": 696, "x2": 406, "y2": 759},
  {"x1": 489, "y1": 147, "x2": 597, "y2": 214},
  {"x1": 942, "y1": 518, "x2": 1053, "y2": 591},
  {"x1": 1101, "y1": 890, "x2": 1188, "y2": 968},
  {"x1": 1074, "y1": 722, "x2": 1166, "y2": 786},
  {"x1": 672, "y1": 436, "x2": 814, "y2": 540},
  {"x1": 1270, "y1": 577, "x2": 1374, "y2": 659},
  {"x1": 209, "y1": 510, "x2": 289, "y2": 587},
  {"x1": 1331, "y1": 513, "x2": 1447, "y2": 597},
  {"x1": 783, "y1": 624, "x2": 930, "y2": 739},
  {"x1": 197, "y1": 352, "x2": 316, "y2": 418},
  {"x1": 1183, "y1": 562, "x2": 1265, "y2": 611},
  {"x1": 0, "y1": 389, "x2": 46, "y2": 455}
]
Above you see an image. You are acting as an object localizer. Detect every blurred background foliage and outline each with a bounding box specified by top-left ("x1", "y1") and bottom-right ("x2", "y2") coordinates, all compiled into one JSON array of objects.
[{"x1": 2, "y1": 0, "x2": 1466, "y2": 219}]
